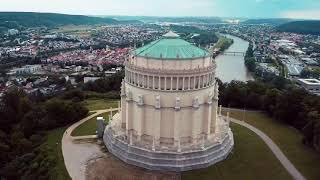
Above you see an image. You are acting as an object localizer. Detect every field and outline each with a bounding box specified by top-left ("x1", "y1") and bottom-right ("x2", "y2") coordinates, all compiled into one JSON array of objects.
[{"x1": 222, "y1": 108, "x2": 320, "y2": 180}]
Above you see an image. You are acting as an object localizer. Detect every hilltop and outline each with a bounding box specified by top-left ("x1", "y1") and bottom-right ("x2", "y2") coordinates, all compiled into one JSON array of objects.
[
  {"x1": 242, "y1": 18, "x2": 293, "y2": 26},
  {"x1": 277, "y1": 20, "x2": 320, "y2": 35},
  {"x1": 0, "y1": 12, "x2": 141, "y2": 32}
]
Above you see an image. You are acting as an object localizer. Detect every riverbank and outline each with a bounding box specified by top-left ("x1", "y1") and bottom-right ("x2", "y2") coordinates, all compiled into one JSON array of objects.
[
  {"x1": 212, "y1": 36, "x2": 234, "y2": 57},
  {"x1": 215, "y1": 34, "x2": 254, "y2": 82}
]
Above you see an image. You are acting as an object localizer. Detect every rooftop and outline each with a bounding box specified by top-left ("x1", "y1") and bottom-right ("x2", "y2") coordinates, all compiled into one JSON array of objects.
[{"x1": 133, "y1": 31, "x2": 210, "y2": 60}]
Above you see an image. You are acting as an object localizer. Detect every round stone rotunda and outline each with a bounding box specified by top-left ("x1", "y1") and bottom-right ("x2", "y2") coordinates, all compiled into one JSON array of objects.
[{"x1": 103, "y1": 31, "x2": 234, "y2": 172}]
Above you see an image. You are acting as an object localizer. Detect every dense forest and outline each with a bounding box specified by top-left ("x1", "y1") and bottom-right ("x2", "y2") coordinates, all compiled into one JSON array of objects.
[
  {"x1": 0, "y1": 88, "x2": 88, "y2": 179},
  {"x1": 277, "y1": 20, "x2": 320, "y2": 35}
]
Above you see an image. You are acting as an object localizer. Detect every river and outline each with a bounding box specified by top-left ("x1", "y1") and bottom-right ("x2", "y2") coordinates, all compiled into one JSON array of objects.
[{"x1": 215, "y1": 34, "x2": 254, "y2": 82}]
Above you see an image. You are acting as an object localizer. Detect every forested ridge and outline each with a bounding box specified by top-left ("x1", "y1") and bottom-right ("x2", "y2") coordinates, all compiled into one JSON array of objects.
[{"x1": 277, "y1": 20, "x2": 320, "y2": 35}]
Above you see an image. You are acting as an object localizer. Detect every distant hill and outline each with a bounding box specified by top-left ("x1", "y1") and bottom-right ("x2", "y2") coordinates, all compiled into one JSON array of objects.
[
  {"x1": 105, "y1": 16, "x2": 223, "y2": 24},
  {"x1": 242, "y1": 18, "x2": 293, "y2": 26},
  {"x1": 0, "y1": 12, "x2": 142, "y2": 33},
  {"x1": 277, "y1": 20, "x2": 320, "y2": 35}
]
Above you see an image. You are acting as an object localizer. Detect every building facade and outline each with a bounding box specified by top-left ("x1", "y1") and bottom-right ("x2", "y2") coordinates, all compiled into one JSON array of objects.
[{"x1": 104, "y1": 31, "x2": 234, "y2": 171}]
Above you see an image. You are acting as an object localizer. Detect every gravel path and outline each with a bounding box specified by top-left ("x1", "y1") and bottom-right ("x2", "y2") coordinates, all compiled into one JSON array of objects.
[
  {"x1": 61, "y1": 109, "x2": 118, "y2": 180},
  {"x1": 231, "y1": 117, "x2": 306, "y2": 180}
]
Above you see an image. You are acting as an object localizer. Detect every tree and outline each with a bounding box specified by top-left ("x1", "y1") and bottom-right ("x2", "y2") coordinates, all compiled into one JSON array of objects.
[{"x1": 245, "y1": 57, "x2": 256, "y2": 72}]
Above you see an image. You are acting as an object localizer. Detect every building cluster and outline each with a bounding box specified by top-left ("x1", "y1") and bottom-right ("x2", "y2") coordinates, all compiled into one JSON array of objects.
[
  {"x1": 209, "y1": 24, "x2": 320, "y2": 95},
  {"x1": 45, "y1": 47, "x2": 131, "y2": 66},
  {"x1": 0, "y1": 24, "x2": 165, "y2": 97},
  {"x1": 94, "y1": 25, "x2": 162, "y2": 46}
]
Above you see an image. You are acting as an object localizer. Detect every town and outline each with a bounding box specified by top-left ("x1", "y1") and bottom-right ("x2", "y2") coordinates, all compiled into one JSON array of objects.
[
  {"x1": 1, "y1": 2, "x2": 320, "y2": 180},
  {"x1": 1, "y1": 22, "x2": 320, "y2": 97}
]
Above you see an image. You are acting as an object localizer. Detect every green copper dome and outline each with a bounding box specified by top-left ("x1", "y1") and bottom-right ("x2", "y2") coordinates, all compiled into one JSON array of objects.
[{"x1": 133, "y1": 31, "x2": 211, "y2": 60}]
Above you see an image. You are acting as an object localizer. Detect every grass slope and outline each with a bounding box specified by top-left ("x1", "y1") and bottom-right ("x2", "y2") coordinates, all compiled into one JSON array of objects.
[
  {"x1": 40, "y1": 127, "x2": 71, "y2": 180},
  {"x1": 182, "y1": 123, "x2": 291, "y2": 180},
  {"x1": 222, "y1": 109, "x2": 320, "y2": 180}
]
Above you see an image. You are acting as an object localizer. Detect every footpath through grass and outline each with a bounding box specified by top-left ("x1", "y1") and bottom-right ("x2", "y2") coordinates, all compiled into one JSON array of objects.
[
  {"x1": 182, "y1": 123, "x2": 291, "y2": 180},
  {"x1": 222, "y1": 108, "x2": 320, "y2": 180},
  {"x1": 71, "y1": 112, "x2": 112, "y2": 136}
]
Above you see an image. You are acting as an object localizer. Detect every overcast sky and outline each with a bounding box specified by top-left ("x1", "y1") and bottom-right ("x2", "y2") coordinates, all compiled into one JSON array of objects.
[{"x1": 0, "y1": 0, "x2": 320, "y2": 19}]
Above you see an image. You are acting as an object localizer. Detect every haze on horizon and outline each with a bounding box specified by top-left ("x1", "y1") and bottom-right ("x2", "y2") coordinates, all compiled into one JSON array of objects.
[{"x1": 0, "y1": 0, "x2": 320, "y2": 20}]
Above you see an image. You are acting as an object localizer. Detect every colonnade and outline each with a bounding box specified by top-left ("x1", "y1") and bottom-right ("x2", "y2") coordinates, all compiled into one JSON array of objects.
[{"x1": 125, "y1": 68, "x2": 216, "y2": 91}]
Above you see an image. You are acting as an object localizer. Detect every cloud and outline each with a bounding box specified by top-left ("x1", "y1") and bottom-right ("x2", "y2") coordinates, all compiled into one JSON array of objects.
[{"x1": 281, "y1": 9, "x2": 320, "y2": 20}]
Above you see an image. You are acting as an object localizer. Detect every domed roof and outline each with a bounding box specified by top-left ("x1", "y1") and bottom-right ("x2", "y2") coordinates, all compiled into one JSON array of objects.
[{"x1": 133, "y1": 31, "x2": 210, "y2": 60}]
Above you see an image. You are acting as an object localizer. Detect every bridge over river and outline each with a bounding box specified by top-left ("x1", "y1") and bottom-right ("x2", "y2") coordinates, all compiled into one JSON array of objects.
[
  {"x1": 214, "y1": 34, "x2": 254, "y2": 82},
  {"x1": 221, "y1": 51, "x2": 246, "y2": 56}
]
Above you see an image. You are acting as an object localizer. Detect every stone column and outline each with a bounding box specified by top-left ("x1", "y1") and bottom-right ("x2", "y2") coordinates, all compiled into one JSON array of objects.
[
  {"x1": 211, "y1": 83, "x2": 219, "y2": 133},
  {"x1": 153, "y1": 75, "x2": 155, "y2": 90},
  {"x1": 136, "y1": 95, "x2": 144, "y2": 141},
  {"x1": 182, "y1": 77, "x2": 185, "y2": 90},
  {"x1": 171, "y1": 77, "x2": 173, "y2": 90},
  {"x1": 202, "y1": 75, "x2": 206, "y2": 87},
  {"x1": 192, "y1": 97, "x2": 200, "y2": 143},
  {"x1": 121, "y1": 81, "x2": 126, "y2": 127},
  {"x1": 176, "y1": 77, "x2": 179, "y2": 90},
  {"x1": 125, "y1": 91, "x2": 133, "y2": 135},
  {"x1": 188, "y1": 76, "x2": 191, "y2": 90},
  {"x1": 174, "y1": 97, "x2": 181, "y2": 146},
  {"x1": 164, "y1": 77, "x2": 167, "y2": 90},
  {"x1": 206, "y1": 96, "x2": 212, "y2": 135},
  {"x1": 154, "y1": 95, "x2": 161, "y2": 145}
]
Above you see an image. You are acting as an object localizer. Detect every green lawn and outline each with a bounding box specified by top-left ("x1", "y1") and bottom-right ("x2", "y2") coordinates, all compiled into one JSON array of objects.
[
  {"x1": 71, "y1": 112, "x2": 113, "y2": 136},
  {"x1": 81, "y1": 99, "x2": 119, "y2": 111},
  {"x1": 182, "y1": 123, "x2": 291, "y2": 180},
  {"x1": 39, "y1": 127, "x2": 71, "y2": 180},
  {"x1": 222, "y1": 108, "x2": 320, "y2": 180}
]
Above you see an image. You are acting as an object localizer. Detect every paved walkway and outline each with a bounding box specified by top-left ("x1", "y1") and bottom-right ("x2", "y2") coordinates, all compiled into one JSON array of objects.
[
  {"x1": 230, "y1": 117, "x2": 306, "y2": 180},
  {"x1": 62, "y1": 108, "x2": 118, "y2": 180}
]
